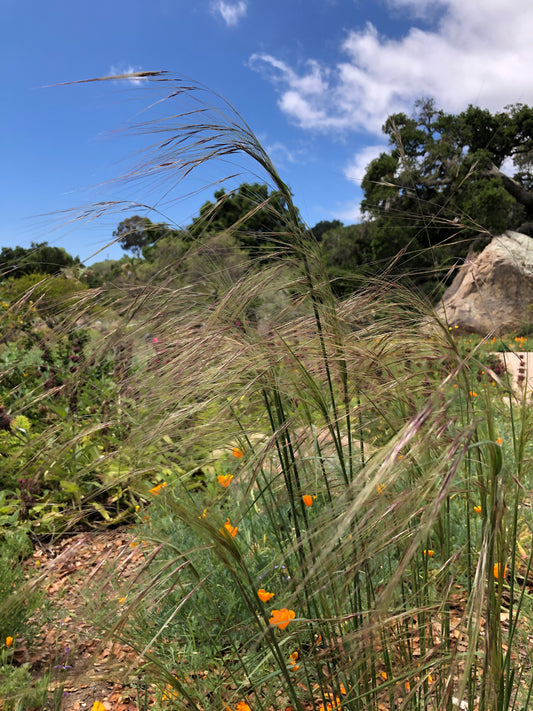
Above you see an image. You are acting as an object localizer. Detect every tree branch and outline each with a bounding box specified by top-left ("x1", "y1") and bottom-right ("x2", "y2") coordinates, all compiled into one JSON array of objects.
[{"x1": 485, "y1": 162, "x2": 533, "y2": 217}]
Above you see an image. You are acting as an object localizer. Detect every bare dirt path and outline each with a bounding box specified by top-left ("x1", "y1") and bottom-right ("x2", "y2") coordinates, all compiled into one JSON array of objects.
[{"x1": 19, "y1": 528, "x2": 157, "y2": 711}]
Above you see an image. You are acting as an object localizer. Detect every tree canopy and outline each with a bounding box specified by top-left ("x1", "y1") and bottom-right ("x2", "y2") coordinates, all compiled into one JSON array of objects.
[
  {"x1": 113, "y1": 216, "x2": 181, "y2": 257},
  {"x1": 361, "y1": 99, "x2": 533, "y2": 283},
  {"x1": 0, "y1": 242, "x2": 80, "y2": 279},
  {"x1": 309, "y1": 220, "x2": 344, "y2": 242},
  {"x1": 320, "y1": 223, "x2": 374, "y2": 296},
  {"x1": 189, "y1": 182, "x2": 298, "y2": 257}
]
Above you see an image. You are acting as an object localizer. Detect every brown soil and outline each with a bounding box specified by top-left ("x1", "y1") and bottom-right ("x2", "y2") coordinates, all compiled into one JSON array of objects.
[{"x1": 16, "y1": 529, "x2": 157, "y2": 711}]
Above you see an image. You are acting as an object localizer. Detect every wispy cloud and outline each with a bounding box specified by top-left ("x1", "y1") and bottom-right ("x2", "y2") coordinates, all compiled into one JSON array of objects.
[
  {"x1": 263, "y1": 140, "x2": 300, "y2": 165},
  {"x1": 250, "y1": 0, "x2": 533, "y2": 135},
  {"x1": 109, "y1": 64, "x2": 147, "y2": 86},
  {"x1": 211, "y1": 0, "x2": 247, "y2": 27},
  {"x1": 335, "y1": 202, "x2": 365, "y2": 224},
  {"x1": 344, "y1": 144, "x2": 389, "y2": 185}
]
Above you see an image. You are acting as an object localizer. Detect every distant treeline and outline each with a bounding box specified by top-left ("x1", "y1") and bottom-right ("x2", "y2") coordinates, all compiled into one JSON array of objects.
[{"x1": 4, "y1": 99, "x2": 533, "y2": 299}]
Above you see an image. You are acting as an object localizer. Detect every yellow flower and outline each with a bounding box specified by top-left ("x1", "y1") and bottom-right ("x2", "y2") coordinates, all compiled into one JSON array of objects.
[
  {"x1": 218, "y1": 474, "x2": 234, "y2": 488},
  {"x1": 90, "y1": 703, "x2": 106, "y2": 711},
  {"x1": 494, "y1": 562, "x2": 508, "y2": 580},
  {"x1": 149, "y1": 482, "x2": 167, "y2": 495},
  {"x1": 222, "y1": 518, "x2": 238, "y2": 538},
  {"x1": 257, "y1": 588, "x2": 275, "y2": 602},
  {"x1": 232, "y1": 447, "x2": 244, "y2": 458},
  {"x1": 473, "y1": 505, "x2": 482, "y2": 514},
  {"x1": 423, "y1": 549, "x2": 434, "y2": 557},
  {"x1": 5, "y1": 636, "x2": 13, "y2": 648},
  {"x1": 302, "y1": 494, "x2": 315, "y2": 507},
  {"x1": 269, "y1": 608, "x2": 295, "y2": 630}
]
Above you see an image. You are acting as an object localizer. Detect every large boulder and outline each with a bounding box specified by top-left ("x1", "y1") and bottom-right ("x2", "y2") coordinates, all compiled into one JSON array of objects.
[{"x1": 435, "y1": 231, "x2": 533, "y2": 335}]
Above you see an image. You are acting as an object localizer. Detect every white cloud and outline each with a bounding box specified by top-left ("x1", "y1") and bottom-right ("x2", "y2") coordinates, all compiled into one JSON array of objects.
[
  {"x1": 250, "y1": 0, "x2": 533, "y2": 135},
  {"x1": 344, "y1": 144, "x2": 389, "y2": 185},
  {"x1": 211, "y1": 0, "x2": 247, "y2": 27},
  {"x1": 335, "y1": 202, "x2": 365, "y2": 223},
  {"x1": 249, "y1": 54, "x2": 337, "y2": 129},
  {"x1": 109, "y1": 64, "x2": 146, "y2": 86}
]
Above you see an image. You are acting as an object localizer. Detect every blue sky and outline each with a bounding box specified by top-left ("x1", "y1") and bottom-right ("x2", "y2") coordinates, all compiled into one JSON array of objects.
[{"x1": 5, "y1": 0, "x2": 533, "y2": 264}]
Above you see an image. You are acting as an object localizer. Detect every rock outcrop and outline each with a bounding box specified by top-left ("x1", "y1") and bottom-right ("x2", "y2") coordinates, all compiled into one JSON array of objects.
[{"x1": 435, "y1": 231, "x2": 533, "y2": 335}]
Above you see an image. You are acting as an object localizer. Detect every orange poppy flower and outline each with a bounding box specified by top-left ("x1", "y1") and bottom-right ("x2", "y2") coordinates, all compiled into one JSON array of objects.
[
  {"x1": 5, "y1": 636, "x2": 13, "y2": 648},
  {"x1": 494, "y1": 562, "x2": 508, "y2": 580},
  {"x1": 423, "y1": 549, "x2": 434, "y2": 557},
  {"x1": 257, "y1": 588, "x2": 275, "y2": 602},
  {"x1": 302, "y1": 495, "x2": 316, "y2": 507},
  {"x1": 289, "y1": 651, "x2": 299, "y2": 671},
  {"x1": 235, "y1": 702, "x2": 251, "y2": 711},
  {"x1": 269, "y1": 608, "x2": 295, "y2": 630},
  {"x1": 222, "y1": 518, "x2": 238, "y2": 538},
  {"x1": 232, "y1": 447, "x2": 244, "y2": 458},
  {"x1": 319, "y1": 694, "x2": 341, "y2": 711},
  {"x1": 149, "y1": 482, "x2": 167, "y2": 495},
  {"x1": 473, "y1": 505, "x2": 482, "y2": 514},
  {"x1": 218, "y1": 474, "x2": 234, "y2": 487}
]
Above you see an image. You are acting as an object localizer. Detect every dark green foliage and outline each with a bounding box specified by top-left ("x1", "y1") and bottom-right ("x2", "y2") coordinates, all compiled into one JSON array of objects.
[
  {"x1": 0, "y1": 242, "x2": 80, "y2": 279},
  {"x1": 189, "y1": 182, "x2": 299, "y2": 258},
  {"x1": 320, "y1": 223, "x2": 374, "y2": 296},
  {"x1": 361, "y1": 99, "x2": 533, "y2": 288},
  {"x1": 309, "y1": 219, "x2": 343, "y2": 241},
  {"x1": 140, "y1": 231, "x2": 190, "y2": 264},
  {"x1": 0, "y1": 322, "x2": 140, "y2": 530},
  {"x1": 113, "y1": 215, "x2": 181, "y2": 257},
  {"x1": 0, "y1": 528, "x2": 43, "y2": 646}
]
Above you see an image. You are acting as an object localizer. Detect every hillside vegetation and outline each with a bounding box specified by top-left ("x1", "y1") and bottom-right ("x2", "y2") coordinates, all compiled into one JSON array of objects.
[{"x1": 1, "y1": 74, "x2": 533, "y2": 711}]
